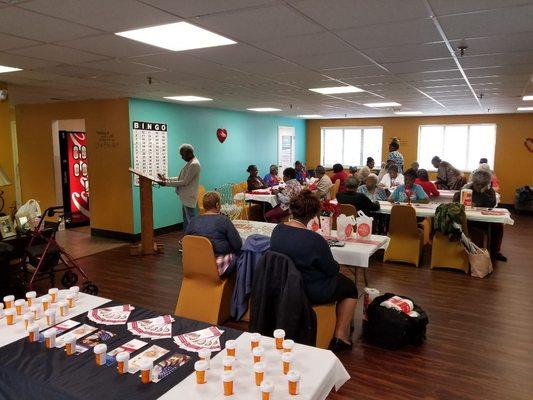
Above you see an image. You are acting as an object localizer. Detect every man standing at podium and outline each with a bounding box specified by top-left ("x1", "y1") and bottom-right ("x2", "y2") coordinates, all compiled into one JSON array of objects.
[{"x1": 158, "y1": 144, "x2": 201, "y2": 231}]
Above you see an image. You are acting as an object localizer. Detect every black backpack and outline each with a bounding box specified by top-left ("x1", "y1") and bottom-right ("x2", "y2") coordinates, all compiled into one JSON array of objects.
[{"x1": 363, "y1": 293, "x2": 429, "y2": 349}]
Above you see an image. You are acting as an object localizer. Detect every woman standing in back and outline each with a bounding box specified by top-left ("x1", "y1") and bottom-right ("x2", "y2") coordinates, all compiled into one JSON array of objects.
[{"x1": 386, "y1": 137, "x2": 404, "y2": 172}]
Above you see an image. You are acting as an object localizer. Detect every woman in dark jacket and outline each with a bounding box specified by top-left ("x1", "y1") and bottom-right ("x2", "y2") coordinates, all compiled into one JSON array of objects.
[
  {"x1": 270, "y1": 189, "x2": 357, "y2": 352},
  {"x1": 246, "y1": 164, "x2": 267, "y2": 192}
]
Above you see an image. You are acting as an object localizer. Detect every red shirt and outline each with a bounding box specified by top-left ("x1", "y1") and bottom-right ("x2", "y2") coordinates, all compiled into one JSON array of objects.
[
  {"x1": 331, "y1": 171, "x2": 349, "y2": 193},
  {"x1": 415, "y1": 178, "x2": 440, "y2": 196}
]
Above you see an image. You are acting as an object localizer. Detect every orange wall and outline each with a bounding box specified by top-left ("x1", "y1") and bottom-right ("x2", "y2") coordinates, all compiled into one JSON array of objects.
[
  {"x1": 306, "y1": 113, "x2": 533, "y2": 203},
  {"x1": 15, "y1": 99, "x2": 134, "y2": 233}
]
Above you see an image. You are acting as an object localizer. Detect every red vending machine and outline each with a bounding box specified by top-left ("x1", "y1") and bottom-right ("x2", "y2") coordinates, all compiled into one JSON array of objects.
[{"x1": 59, "y1": 131, "x2": 90, "y2": 227}]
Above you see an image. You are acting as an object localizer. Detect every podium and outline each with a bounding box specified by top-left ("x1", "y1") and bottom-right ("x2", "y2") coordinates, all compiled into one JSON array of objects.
[{"x1": 129, "y1": 168, "x2": 163, "y2": 256}]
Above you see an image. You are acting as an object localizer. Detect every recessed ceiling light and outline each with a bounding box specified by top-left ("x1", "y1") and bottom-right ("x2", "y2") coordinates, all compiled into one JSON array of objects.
[
  {"x1": 116, "y1": 22, "x2": 236, "y2": 51},
  {"x1": 517, "y1": 106, "x2": 533, "y2": 111},
  {"x1": 297, "y1": 114, "x2": 323, "y2": 118},
  {"x1": 394, "y1": 111, "x2": 422, "y2": 115},
  {"x1": 309, "y1": 86, "x2": 363, "y2": 94},
  {"x1": 247, "y1": 108, "x2": 281, "y2": 112},
  {"x1": 522, "y1": 95, "x2": 533, "y2": 101},
  {"x1": 364, "y1": 102, "x2": 402, "y2": 108},
  {"x1": 0, "y1": 65, "x2": 22, "y2": 73},
  {"x1": 164, "y1": 96, "x2": 212, "y2": 102}
]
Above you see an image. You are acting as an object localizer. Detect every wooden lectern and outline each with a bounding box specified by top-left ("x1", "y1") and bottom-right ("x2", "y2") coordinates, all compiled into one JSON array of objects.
[{"x1": 129, "y1": 168, "x2": 163, "y2": 256}]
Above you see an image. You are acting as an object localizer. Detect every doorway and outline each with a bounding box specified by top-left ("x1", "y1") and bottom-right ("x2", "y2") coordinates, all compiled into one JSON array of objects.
[{"x1": 278, "y1": 126, "x2": 296, "y2": 171}]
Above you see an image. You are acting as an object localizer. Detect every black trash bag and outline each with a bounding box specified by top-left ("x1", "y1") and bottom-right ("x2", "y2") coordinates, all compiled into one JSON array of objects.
[{"x1": 363, "y1": 292, "x2": 428, "y2": 349}]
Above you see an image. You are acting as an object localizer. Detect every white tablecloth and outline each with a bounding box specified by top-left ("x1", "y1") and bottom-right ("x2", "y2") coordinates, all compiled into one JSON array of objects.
[
  {"x1": 158, "y1": 332, "x2": 350, "y2": 400},
  {"x1": 234, "y1": 192, "x2": 279, "y2": 208},
  {"x1": 233, "y1": 220, "x2": 389, "y2": 269},
  {"x1": 0, "y1": 291, "x2": 110, "y2": 347}
]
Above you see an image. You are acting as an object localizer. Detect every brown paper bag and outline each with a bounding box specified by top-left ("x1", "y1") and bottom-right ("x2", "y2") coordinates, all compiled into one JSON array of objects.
[{"x1": 464, "y1": 240, "x2": 493, "y2": 278}]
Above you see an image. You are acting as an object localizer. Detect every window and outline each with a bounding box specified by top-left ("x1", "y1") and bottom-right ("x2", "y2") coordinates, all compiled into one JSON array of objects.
[
  {"x1": 321, "y1": 127, "x2": 382, "y2": 167},
  {"x1": 418, "y1": 124, "x2": 496, "y2": 171}
]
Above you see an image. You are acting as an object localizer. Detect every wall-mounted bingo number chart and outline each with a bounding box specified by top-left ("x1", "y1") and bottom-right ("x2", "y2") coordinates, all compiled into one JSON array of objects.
[{"x1": 132, "y1": 121, "x2": 168, "y2": 186}]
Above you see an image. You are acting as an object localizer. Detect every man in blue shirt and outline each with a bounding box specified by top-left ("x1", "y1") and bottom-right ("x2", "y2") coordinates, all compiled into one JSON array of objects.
[{"x1": 389, "y1": 168, "x2": 429, "y2": 204}]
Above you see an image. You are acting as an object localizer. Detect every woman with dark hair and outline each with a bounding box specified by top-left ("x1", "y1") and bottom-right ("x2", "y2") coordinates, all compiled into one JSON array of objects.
[
  {"x1": 389, "y1": 168, "x2": 429, "y2": 203},
  {"x1": 331, "y1": 163, "x2": 348, "y2": 193},
  {"x1": 366, "y1": 157, "x2": 375, "y2": 170},
  {"x1": 415, "y1": 169, "x2": 440, "y2": 197},
  {"x1": 386, "y1": 137, "x2": 404, "y2": 172},
  {"x1": 379, "y1": 164, "x2": 404, "y2": 188},
  {"x1": 265, "y1": 167, "x2": 301, "y2": 223},
  {"x1": 270, "y1": 190, "x2": 358, "y2": 352},
  {"x1": 246, "y1": 165, "x2": 267, "y2": 192},
  {"x1": 294, "y1": 161, "x2": 307, "y2": 184}
]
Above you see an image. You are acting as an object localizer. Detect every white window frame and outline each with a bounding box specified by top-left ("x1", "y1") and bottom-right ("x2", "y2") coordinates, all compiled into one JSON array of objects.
[
  {"x1": 320, "y1": 126, "x2": 383, "y2": 168},
  {"x1": 417, "y1": 123, "x2": 496, "y2": 172}
]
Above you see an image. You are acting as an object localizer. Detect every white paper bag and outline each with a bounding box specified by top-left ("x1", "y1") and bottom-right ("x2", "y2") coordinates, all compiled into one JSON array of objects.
[
  {"x1": 15, "y1": 199, "x2": 42, "y2": 230},
  {"x1": 307, "y1": 216, "x2": 321, "y2": 233},
  {"x1": 355, "y1": 210, "x2": 373, "y2": 238},
  {"x1": 336, "y1": 214, "x2": 356, "y2": 241}
]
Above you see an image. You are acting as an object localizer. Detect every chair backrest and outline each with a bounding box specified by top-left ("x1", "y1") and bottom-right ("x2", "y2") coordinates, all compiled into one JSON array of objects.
[
  {"x1": 182, "y1": 235, "x2": 219, "y2": 283},
  {"x1": 197, "y1": 185, "x2": 206, "y2": 215},
  {"x1": 232, "y1": 181, "x2": 247, "y2": 196},
  {"x1": 330, "y1": 179, "x2": 341, "y2": 199},
  {"x1": 339, "y1": 203, "x2": 357, "y2": 217},
  {"x1": 389, "y1": 205, "x2": 418, "y2": 237}
]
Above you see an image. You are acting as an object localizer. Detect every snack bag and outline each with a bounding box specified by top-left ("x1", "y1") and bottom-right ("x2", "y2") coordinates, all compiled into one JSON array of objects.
[
  {"x1": 336, "y1": 214, "x2": 356, "y2": 241},
  {"x1": 355, "y1": 210, "x2": 373, "y2": 238}
]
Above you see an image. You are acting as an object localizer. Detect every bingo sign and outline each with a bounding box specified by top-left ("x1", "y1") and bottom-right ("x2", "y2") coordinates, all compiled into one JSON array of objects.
[
  {"x1": 132, "y1": 121, "x2": 168, "y2": 186},
  {"x1": 67, "y1": 132, "x2": 90, "y2": 220}
]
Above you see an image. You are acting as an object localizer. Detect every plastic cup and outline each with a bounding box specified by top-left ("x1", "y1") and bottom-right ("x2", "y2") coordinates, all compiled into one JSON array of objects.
[
  {"x1": 254, "y1": 362, "x2": 265, "y2": 386},
  {"x1": 14, "y1": 299, "x2": 26, "y2": 316},
  {"x1": 41, "y1": 295, "x2": 51, "y2": 311},
  {"x1": 282, "y1": 339, "x2": 294, "y2": 353},
  {"x1": 195, "y1": 360, "x2": 207, "y2": 384},
  {"x1": 5, "y1": 308, "x2": 15, "y2": 325},
  {"x1": 252, "y1": 346, "x2": 264, "y2": 364},
  {"x1": 223, "y1": 356, "x2": 235, "y2": 371},
  {"x1": 30, "y1": 305, "x2": 42, "y2": 321},
  {"x1": 226, "y1": 339, "x2": 236, "y2": 357},
  {"x1": 138, "y1": 358, "x2": 152, "y2": 384},
  {"x1": 94, "y1": 344, "x2": 107, "y2": 365},
  {"x1": 287, "y1": 370, "x2": 300, "y2": 395},
  {"x1": 58, "y1": 300, "x2": 69, "y2": 317},
  {"x1": 282, "y1": 352, "x2": 294, "y2": 375},
  {"x1": 66, "y1": 293, "x2": 75, "y2": 308},
  {"x1": 0, "y1": 309, "x2": 4, "y2": 320},
  {"x1": 22, "y1": 312, "x2": 34, "y2": 330},
  {"x1": 250, "y1": 333, "x2": 261, "y2": 351},
  {"x1": 116, "y1": 351, "x2": 130, "y2": 374},
  {"x1": 44, "y1": 328, "x2": 57, "y2": 349},
  {"x1": 26, "y1": 291, "x2": 36, "y2": 307},
  {"x1": 221, "y1": 371, "x2": 234, "y2": 396},
  {"x1": 274, "y1": 329, "x2": 285, "y2": 350},
  {"x1": 3, "y1": 295, "x2": 14, "y2": 309},
  {"x1": 260, "y1": 380, "x2": 274, "y2": 400},
  {"x1": 69, "y1": 286, "x2": 80, "y2": 300},
  {"x1": 27, "y1": 323, "x2": 39, "y2": 342},
  {"x1": 198, "y1": 349, "x2": 211, "y2": 369},
  {"x1": 63, "y1": 334, "x2": 76, "y2": 356},
  {"x1": 44, "y1": 309, "x2": 56, "y2": 326},
  {"x1": 48, "y1": 288, "x2": 59, "y2": 303}
]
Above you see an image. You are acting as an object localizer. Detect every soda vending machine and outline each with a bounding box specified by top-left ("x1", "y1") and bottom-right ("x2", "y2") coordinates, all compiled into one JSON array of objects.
[{"x1": 59, "y1": 131, "x2": 90, "y2": 227}]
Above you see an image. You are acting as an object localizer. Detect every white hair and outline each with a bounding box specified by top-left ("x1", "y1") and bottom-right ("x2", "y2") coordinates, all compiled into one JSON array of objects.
[
  {"x1": 367, "y1": 173, "x2": 379, "y2": 182},
  {"x1": 179, "y1": 143, "x2": 194, "y2": 153},
  {"x1": 478, "y1": 163, "x2": 492, "y2": 172}
]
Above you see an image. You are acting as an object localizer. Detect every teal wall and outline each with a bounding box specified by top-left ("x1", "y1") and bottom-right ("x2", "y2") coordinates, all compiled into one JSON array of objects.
[{"x1": 129, "y1": 98, "x2": 306, "y2": 233}]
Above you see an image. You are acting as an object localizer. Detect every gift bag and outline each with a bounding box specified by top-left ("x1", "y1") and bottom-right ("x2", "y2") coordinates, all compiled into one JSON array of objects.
[
  {"x1": 307, "y1": 216, "x2": 320, "y2": 233},
  {"x1": 462, "y1": 235, "x2": 492, "y2": 278},
  {"x1": 336, "y1": 214, "x2": 356, "y2": 241},
  {"x1": 355, "y1": 210, "x2": 373, "y2": 238},
  {"x1": 15, "y1": 199, "x2": 42, "y2": 230}
]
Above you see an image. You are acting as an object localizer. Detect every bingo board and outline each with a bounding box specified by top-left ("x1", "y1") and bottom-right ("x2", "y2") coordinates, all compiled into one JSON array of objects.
[{"x1": 132, "y1": 121, "x2": 168, "y2": 186}]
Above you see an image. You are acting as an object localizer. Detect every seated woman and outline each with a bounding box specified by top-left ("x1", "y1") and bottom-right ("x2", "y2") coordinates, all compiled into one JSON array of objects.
[
  {"x1": 331, "y1": 163, "x2": 349, "y2": 193},
  {"x1": 270, "y1": 190, "x2": 358, "y2": 352},
  {"x1": 265, "y1": 167, "x2": 301, "y2": 223},
  {"x1": 263, "y1": 164, "x2": 280, "y2": 187},
  {"x1": 415, "y1": 169, "x2": 440, "y2": 197},
  {"x1": 337, "y1": 176, "x2": 380, "y2": 214},
  {"x1": 348, "y1": 166, "x2": 358, "y2": 178},
  {"x1": 185, "y1": 191, "x2": 243, "y2": 277},
  {"x1": 314, "y1": 165, "x2": 333, "y2": 200},
  {"x1": 247, "y1": 164, "x2": 267, "y2": 192},
  {"x1": 295, "y1": 161, "x2": 307, "y2": 184},
  {"x1": 379, "y1": 164, "x2": 404, "y2": 188},
  {"x1": 388, "y1": 168, "x2": 429, "y2": 203},
  {"x1": 357, "y1": 173, "x2": 388, "y2": 201},
  {"x1": 357, "y1": 166, "x2": 371, "y2": 186}
]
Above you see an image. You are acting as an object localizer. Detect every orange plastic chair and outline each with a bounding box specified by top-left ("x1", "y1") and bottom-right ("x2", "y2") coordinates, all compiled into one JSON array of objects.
[
  {"x1": 232, "y1": 182, "x2": 250, "y2": 220},
  {"x1": 383, "y1": 205, "x2": 424, "y2": 267},
  {"x1": 197, "y1": 185, "x2": 206, "y2": 215},
  {"x1": 430, "y1": 215, "x2": 469, "y2": 273},
  {"x1": 332, "y1": 203, "x2": 357, "y2": 230},
  {"x1": 175, "y1": 236, "x2": 234, "y2": 324},
  {"x1": 312, "y1": 303, "x2": 337, "y2": 349}
]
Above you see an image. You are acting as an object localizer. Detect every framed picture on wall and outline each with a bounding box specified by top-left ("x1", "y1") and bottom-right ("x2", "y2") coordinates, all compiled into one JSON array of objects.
[{"x1": 0, "y1": 215, "x2": 16, "y2": 239}]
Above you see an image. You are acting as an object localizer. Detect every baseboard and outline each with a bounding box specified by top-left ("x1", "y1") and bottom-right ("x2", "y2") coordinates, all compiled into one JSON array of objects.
[{"x1": 91, "y1": 223, "x2": 183, "y2": 242}]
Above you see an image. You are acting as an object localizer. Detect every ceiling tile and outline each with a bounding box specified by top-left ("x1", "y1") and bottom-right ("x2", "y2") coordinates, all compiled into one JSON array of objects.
[
  {"x1": 288, "y1": 52, "x2": 372, "y2": 70},
  {"x1": 138, "y1": 0, "x2": 275, "y2": 18},
  {"x1": 7, "y1": 44, "x2": 107, "y2": 64},
  {"x1": 428, "y1": 0, "x2": 531, "y2": 16},
  {"x1": 0, "y1": 52, "x2": 59, "y2": 69},
  {"x1": 186, "y1": 43, "x2": 277, "y2": 65},
  {"x1": 0, "y1": 33, "x2": 39, "y2": 51},
  {"x1": 364, "y1": 43, "x2": 451, "y2": 63},
  {"x1": 80, "y1": 58, "x2": 165, "y2": 74}
]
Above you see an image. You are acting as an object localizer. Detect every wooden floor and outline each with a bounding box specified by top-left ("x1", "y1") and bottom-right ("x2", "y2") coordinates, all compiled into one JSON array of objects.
[{"x1": 74, "y1": 214, "x2": 533, "y2": 400}]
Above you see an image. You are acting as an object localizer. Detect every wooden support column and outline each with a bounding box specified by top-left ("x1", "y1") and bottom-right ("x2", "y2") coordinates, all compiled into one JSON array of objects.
[{"x1": 139, "y1": 175, "x2": 155, "y2": 255}]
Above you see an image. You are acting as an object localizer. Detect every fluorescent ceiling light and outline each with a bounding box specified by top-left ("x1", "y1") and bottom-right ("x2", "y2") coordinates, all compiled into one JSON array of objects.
[
  {"x1": 517, "y1": 106, "x2": 533, "y2": 111},
  {"x1": 116, "y1": 22, "x2": 236, "y2": 51},
  {"x1": 247, "y1": 108, "x2": 281, "y2": 112},
  {"x1": 164, "y1": 96, "x2": 212, "y2": 102},
  {"x1": 394, "y1": 111, "x2": 422, "y2": 115},
  {"x1": 364, "y1": 102, "x2": 401, "y2": 108},
  {"x1": 297, "y1": 114, "x2": 323, "y2": 118},
  {"x1": 0, "y1": 65, "x2": 22, "y2": 73},
  {"x1": 522, "y1": 95, "x2": 533, "y2": 101},
  {"x1": 309, "y1": 86, "x2": 363, "y2": 94}
]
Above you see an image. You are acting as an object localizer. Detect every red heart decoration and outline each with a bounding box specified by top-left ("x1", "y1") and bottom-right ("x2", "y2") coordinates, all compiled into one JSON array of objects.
[
  {"x1": 217, "y1": 128, "x2": 228, "y2": 143},
  {"x1": 524, "y1": 138, "x2": 533, "y2": 153}
]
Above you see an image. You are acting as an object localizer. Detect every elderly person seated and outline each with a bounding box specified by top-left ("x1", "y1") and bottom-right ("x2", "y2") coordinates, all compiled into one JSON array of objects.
[
  {"x1": 294, "y1": 161, "x2": 307, "y2": 184},
  {"x1": 415, "y1": 169, "x2": 440, "y2": 197},
  {"x1": 357, "y1": 173, "x2": 388, "y2": 201},
  {"x1": 357, "y1": 166, "x2": 371, "y2": 186},
  {"x1": 432, "y1": 156, "x2": 465, "y2": 190},
  {"x1": 314, "y1": 165, "x2": 333, "y2": 200},
  {"x1": 471, "y1": 162, "x2": 500, "y2": 192},
  {"x1": 185, "y1": 191, "x2": 243, "y2": 277},
  {"x1": 270, "y1": 190, "x2": 358, "y2": 352},
  {"x1": 348, "y1": 166, "x2": 359, "y2": 179},
  {"x1": 337, "y1": 176, "x2": 380, "y2": 214},
  {"x1": 453, "y1": 170, "x2": 506, "y2": 261},
  {"x1": 379, "y1": 164, "x2": 404, "y2": 188},
  {"x1": 247, "y1": 165, "x2": 267, "y2": 192},
  {"x1": 388, "y1": 168, "x2": 429, "y2": 203},
  {"x1": 265, "y1": 167, "x2": 302, "y2": 223},
  {"x1": 263, "y1": 164, "x2": 280, "y2": 187}
]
